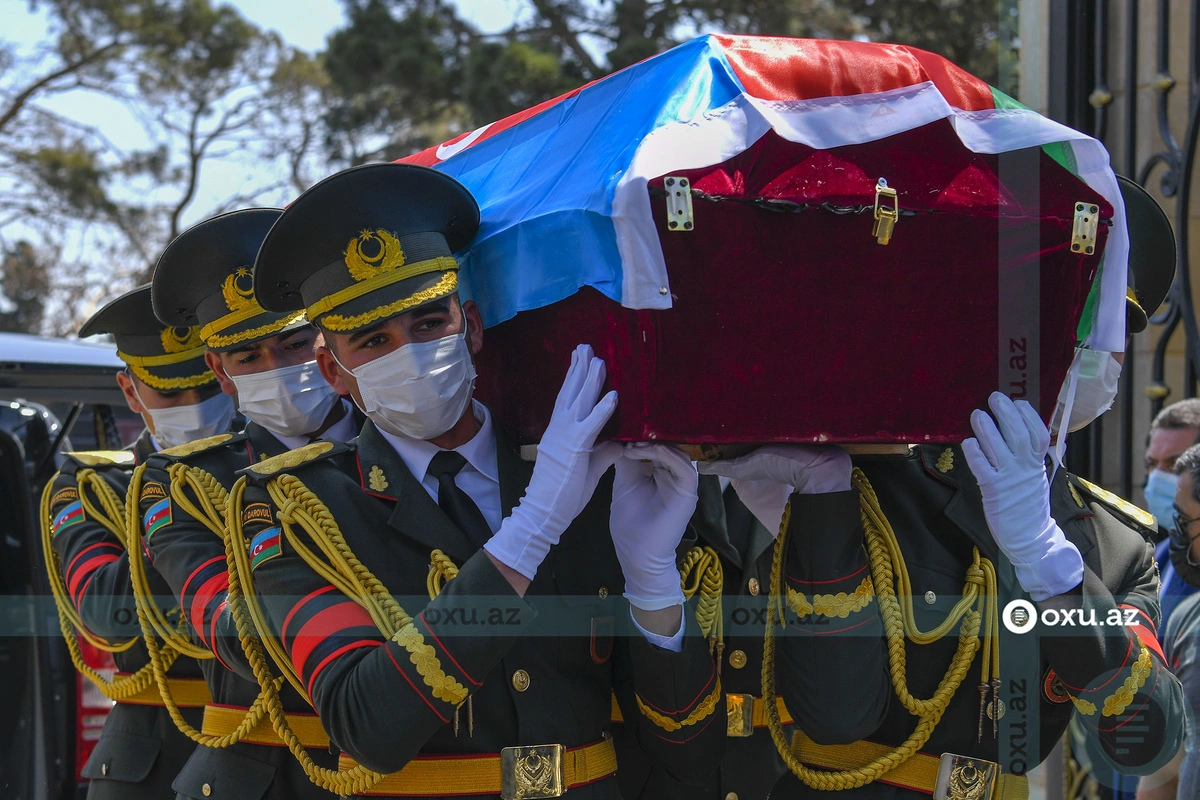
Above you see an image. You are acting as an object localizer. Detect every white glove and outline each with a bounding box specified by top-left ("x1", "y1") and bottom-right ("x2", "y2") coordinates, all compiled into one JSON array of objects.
[
  {"x1": 484, "y1": 344, "x2": 618, "y2": 579},
  {"x1": 697, "y1": 445, "x2": 852, "y2": 534},
  {"x1": 962, "y1": 391, "x2": 1084, "y2": 601},
  {"x1": 609, "y1": 443, "x2": 699, "y2": 611}
]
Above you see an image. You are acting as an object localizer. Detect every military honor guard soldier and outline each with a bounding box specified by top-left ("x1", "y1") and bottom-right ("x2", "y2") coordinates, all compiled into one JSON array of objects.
[
  {"x1": 41, "y1": 285, "x2": 234, "y2": 798},
  {"x1": 132, "y1": 207, "x2": 361, "y2": 800},
  {"x1": 228, "y1": 162, "x2": 726, "y2": 799},
  {"x1": 700, "y1": 177, "x2": 1186, "y2": 800}
]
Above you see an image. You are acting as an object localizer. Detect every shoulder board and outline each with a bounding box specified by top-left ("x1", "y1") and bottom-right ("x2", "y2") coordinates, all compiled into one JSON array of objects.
[
  {"x1": 244, "y1": 440, "x2": 347, "y2": 478},
  {"x1": 156, "y1": 433, "x2": 243, "y2": 461},
  {"x1": 1073, "y1": 477, "x2": 1158, "y2": 534},
  {"x1": 65, "y1": 450, "x2": 134, "y2": 467}
]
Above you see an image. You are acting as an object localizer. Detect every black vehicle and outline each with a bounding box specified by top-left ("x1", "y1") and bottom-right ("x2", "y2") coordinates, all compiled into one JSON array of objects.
[{"x1": 0, "y1": 331, "x2": 141, "y2": 800}]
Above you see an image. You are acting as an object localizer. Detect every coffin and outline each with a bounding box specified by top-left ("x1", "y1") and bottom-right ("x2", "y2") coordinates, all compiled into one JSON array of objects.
[{"x1": 401, "y1": 36, "x2": 1125, "y2": 445}]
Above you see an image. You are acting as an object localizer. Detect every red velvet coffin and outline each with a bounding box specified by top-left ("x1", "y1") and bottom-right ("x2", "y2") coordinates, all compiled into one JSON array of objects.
[{"x1": 473, "y1": 121, "x2": 1110, "y2": 445}]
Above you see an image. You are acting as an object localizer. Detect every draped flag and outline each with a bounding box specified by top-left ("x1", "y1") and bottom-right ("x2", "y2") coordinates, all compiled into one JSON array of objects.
[{"x1": 401, "y1": 34, "x2": 1127, "y2": 353}]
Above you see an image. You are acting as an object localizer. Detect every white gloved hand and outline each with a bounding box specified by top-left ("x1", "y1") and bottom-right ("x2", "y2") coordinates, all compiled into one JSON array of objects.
[
  {"x1": 609, "y1": 443, "x2": 699, "y2": 611},
  {"x1": 697, "y1": 445, "x2": 852, "y2": 534},
  {"x1": 484, "y1": 345, "x2": 618, "y2": 579},
  {"x1": 962, "y1": 391, "x2": 1084, "y2": 601}
]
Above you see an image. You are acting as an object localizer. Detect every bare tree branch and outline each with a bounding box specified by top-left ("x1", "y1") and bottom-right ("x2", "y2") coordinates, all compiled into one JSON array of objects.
[{"x1": 0, "y1": 39, "x2": 125, "y2": 134}]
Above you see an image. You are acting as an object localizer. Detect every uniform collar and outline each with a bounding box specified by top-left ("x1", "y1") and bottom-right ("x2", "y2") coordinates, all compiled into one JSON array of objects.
[{"x1": 378, "y1": 400, "x2": 499, "y2": 487}]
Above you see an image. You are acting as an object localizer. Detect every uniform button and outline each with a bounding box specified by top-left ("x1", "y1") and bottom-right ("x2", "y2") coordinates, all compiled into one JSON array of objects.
[
  {"x1": 924, "y1": 591, "x2": 936, "y2": 605},
  {"x1": 726, "y1": 793, "x2": 739, "y2": 800},
  {"x1": 729, "y1": 650, "x2": 747, "y2": 669},
  {"x1": 748, "y1": 578, "x2": 760, "y2": 596},
  {"x1": 101, "y1": 763, "x2": 108, "y2": 776},
  {"x1": 512, "y1": 669, "x2": 531, "y2": 692},
  {"x1": 598, "y1": 586, "x2": 608, "y2": 599},
  {"x1": 202, "y1": 784, "x2": 212, "y2": 797}
]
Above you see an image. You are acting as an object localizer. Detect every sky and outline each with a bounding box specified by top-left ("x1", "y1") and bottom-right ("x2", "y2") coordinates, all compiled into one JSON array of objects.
[{"x1": 1, "y1": 0, "x2": 528, "y2": 229}]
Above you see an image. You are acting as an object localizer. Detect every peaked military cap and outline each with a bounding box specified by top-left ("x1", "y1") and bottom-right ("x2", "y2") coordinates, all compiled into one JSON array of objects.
[
  {"x1": 253, "y1": 163, "x2": 480, "y2": 333},
  {"x1": 1119, "y1": 176, "x2": 1176, "y2": 334},
  {"x1": 78, "y1": 284, "x2": 215, "y2": 392},
  {"x1": 151, "y1": 208, "x2": 308, "y2": 352}
]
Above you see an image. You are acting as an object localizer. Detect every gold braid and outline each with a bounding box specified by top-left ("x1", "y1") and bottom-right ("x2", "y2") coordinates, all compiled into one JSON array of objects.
[
  {"x1": 126, "y1": 461, "x2": 278, "y2": 748},
  {"x1": 39, "y1": 469, "x2": 182, "y2": 700},
  {"x1": 761, "y1": 468, "x2": 998, "y2": 790},
  {"x1": 679, "y1": 546, "x2": 725, "y2": 665},
  {"x1": 225, "y1": 476, "x2": 385, "y2": 795}
]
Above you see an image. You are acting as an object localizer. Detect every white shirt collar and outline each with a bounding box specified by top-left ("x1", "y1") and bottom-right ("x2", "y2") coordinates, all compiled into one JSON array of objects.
[{"x1": 380, "y1": 400, "x2": 499, "y2": 485}]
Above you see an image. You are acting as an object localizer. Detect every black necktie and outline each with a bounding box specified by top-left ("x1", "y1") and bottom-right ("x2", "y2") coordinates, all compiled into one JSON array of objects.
[{"x1": 427, "y1": 451, "x2": 492, "y2": 547}]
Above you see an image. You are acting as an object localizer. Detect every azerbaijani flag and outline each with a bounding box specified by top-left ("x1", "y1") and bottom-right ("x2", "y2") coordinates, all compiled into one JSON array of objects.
[
  {"x1": 143, "y1": 498, "x2": 172, "y2": 540},
  {"x1": 250, "y1": 528, "x2": 281, "y2": 571},
  {"x1": 52, "y1": 501, "x2": 84, "y2": 536},
  {"x1": 402, "y1": 34, "x2": 1127, "y2": 353}
]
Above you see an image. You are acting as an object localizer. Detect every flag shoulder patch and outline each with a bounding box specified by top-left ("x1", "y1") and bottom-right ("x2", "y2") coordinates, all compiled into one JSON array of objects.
[
  {"x1": 143, "y1": 498, "x2": 172, "y2": 540},
  {"x1": 52, "y1": 501, "x2": 85, "y2": 536},
  {"x1": 249, "y1": 528, "x2": 282, "y2": 570}
]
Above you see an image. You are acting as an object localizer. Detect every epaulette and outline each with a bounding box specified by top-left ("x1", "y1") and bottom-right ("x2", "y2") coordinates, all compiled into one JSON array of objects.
[
  {"x1": 64, "y1": 450, "x2": 135, "y2": 468},
  {"x1": 1072, "y1": 476, "x2": 1158, "y2": 537},
  {"x1": 242, "y1": 440, "x2": 350, "y2": 479},
  {"x1": 154, "y1": 432, "x2": 244, "y2": 462}
]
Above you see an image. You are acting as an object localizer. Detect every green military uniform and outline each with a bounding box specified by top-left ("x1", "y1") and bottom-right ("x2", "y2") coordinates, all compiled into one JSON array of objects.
[
  {"x1": 235, "y1": 422, "x2": 724, "y2": 799},
  {"x1": 41, "y1": 286, "x2": 217, "y2": 799},
  {"x1": 614, "y1": 476, "x2": 791, "y2": 800},
  {"x1": 229, "y1": 162, "x2": 726, "y2": 798},
  {"x1": 136, "y1": 208, "x2": 351, "y2": 800},
  {"x1": 134, "y1": 426, "x2": 340, "y2": 800},
  {"x1": 768, "y1": 446, "x2": 1184, "y2": 800}
]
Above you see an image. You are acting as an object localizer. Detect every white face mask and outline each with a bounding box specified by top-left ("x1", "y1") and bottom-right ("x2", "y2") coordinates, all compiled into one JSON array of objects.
[
  {"x1": 1051, "y1": 348, "x2": 1122, "y2": 435},
  {"x1": 336, "y1": 328, "x2": 476, "y2": 440},
  {"x1": 229, "y1": 360, "x2": 340, "y2": 439},
  {"x1": 138, "y1": 390, "x2": 236, "y2": 450}
]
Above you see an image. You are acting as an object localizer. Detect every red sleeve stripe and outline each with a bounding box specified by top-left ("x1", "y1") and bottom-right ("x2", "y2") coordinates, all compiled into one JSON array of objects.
[
  {"x1": 68, "y1": 554, "x2": 119, "y2": 602},
  {"x1": 421, "y1": 613, "x2": 480, "y2": 686},
  {"x1": 281, "y1": 584, "x2": 338, "y2": 643},
  {"x1": 307, "y1": 641, "x2": 381, "y2": 698},
  {"x1": 209, "y1": 599, "x2": 231, "y2": 670},
  {"x1": 384, "y1": 642, "x2": 449, "y2": 722},
  {"x1": 65, "y1": 542, "x2": 122, "y2": 582},
  {"x1": 291, "y1": 602, "x2": 378, "y2": 682},
  {"x1": 74, "y1": 574, "x2": 100, "y2": 611},
  {"x1": 180, "y1": 556, "x2": 226, "y2": 609},
  {"x1": 188, "y1": 573, "x2": 230, "y2": 648},
  {"x1": 1119, "y1": 604, "x2": 1157, "y2": 634},
  {"x1": 1128, "y1": 624, "x2": 1167, "y2": 663}
]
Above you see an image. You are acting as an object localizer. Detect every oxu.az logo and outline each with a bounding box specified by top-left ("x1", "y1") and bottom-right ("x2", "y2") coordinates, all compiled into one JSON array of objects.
[{"x1": 1002, "y1": 599, "x2": 1140, "y2": 634}]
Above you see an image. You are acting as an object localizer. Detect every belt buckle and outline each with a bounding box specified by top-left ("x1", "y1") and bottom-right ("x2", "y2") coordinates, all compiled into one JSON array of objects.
[
  {"x1": 933, "y1": 753, "x2": 999, "y2": 800},
  {"x1": 500, "y1": 744, "x2": 566, "y2": 800},
  {"x1": 726, "y1": 693, "x2": 755, "y2": 738}
]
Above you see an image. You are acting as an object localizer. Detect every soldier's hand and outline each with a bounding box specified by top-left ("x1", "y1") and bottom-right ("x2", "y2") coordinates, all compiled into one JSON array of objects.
[
  {"x1": 484, "y1": 344, "x2": 618, "y2": 581},
  {"x1": 698, "y1": 444, "x2": 851, "y2": 535},
  {"x1": 962, "y1": 391, "x2": 1083, "y2": 600},
  {"x1": 609, "y1": 443, "x2": 698, "y2": 612}
]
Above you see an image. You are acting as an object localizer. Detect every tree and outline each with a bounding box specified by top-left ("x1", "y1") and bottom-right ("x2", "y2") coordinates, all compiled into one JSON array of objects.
[
  {"x1": 0, "y1": 240, "x2": 51, "y2": 333},
  {"x1": 1, "y1": 0, "x2": 335, "y2": 332}
]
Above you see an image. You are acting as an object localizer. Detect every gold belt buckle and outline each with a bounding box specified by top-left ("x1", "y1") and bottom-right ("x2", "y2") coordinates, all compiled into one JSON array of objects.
[
  {"x1": 500, "y1": 744, "x2": 566, "y2": 800},
  {"x1": 725, "y1": 693, "x2": 755, "y2": 738},
  {"x1": 933, "y1": 753, "x2": 999, "y2": 800}
]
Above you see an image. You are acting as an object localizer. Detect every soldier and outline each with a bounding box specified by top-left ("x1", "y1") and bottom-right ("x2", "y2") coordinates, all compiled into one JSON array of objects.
[
  {"x1": 702, "y1": 178, "x2": 1186, "y2": 800},
  {"x1": 41, "y1": 285, "x2": 234, "y2": 798},
  {"x1": 614, "y1": 477, "x2": 795, "y2": 800},
  {"x1": 231, "y1": 162, "x2": 725, "y2": 799},
  {"x1": 132, "y1": 208, "x2": 359, "y2": 800}
]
